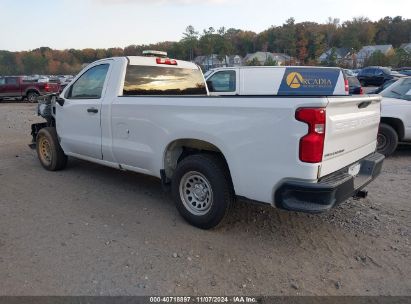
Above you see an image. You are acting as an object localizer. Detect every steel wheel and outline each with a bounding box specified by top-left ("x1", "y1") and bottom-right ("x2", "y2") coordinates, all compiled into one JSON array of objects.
[
  {"x1": 38, "y1": 136, "x2": 52, "y2": 166},
  {"x1": 179, "y1": 171, "x2": 213, "y2": 216},
  {"x1": 377, "y1": 133, "x2": 387, "y2": 152}
]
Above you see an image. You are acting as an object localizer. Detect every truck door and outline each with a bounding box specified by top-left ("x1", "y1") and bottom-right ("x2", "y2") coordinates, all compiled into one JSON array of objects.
[
  {"x1": 1, "y1": 77, "x2": 20, "y2": 97},
  {"x1": 56, "y1": 63, "x2": 111, "y2": 159}
]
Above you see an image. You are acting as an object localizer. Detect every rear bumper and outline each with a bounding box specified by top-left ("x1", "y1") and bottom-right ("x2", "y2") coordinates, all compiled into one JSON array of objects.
[{"x1": 274, "y1": 152, "x2": 384, "y2": 213}]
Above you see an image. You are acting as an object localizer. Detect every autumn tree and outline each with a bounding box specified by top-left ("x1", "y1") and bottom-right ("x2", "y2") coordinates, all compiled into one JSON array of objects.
[{"x1": 1, "y1": 16, "x2": 411, "y2": 75}]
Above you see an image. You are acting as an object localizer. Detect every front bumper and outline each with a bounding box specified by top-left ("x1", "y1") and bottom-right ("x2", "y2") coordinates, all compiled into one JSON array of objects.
[{"x1": 274, "y1": 152, "x2": 385, "y2": 213}]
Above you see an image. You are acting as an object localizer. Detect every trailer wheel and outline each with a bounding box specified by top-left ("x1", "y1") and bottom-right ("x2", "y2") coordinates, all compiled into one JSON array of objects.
[
  {"x1": 36, "y1": 127, "x2": 67, "y2": 171},
  {"x1": 27, "y1": 91, "x2": 39, "y2": 103},
  {"x1": 171, "y1": 154, "x2": 234, "y2": 229},
  {"x1": 377, "y1": 123, "x2": 398, "y2": 156}
]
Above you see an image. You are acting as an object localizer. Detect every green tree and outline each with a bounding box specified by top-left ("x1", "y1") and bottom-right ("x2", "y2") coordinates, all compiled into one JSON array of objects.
[
  {"x1": 246, "y1": 58, "x2": 261, "y2": 66},
  {"x1": 324, "y1": 48, "x2": 338, "y2": 67},
  {"x1": 264, "y1": 57, "x2": 277, "y2": 66},
  {"x1": 364, "y1": 51, "x2": 390, "y2": 66},
  {"x1": 390, "y1": 48, "x2": 411, "y2": 67}
]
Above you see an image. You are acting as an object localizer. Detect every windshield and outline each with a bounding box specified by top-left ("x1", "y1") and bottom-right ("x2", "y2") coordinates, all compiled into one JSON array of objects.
[{"x1": 381, "y1": 77, "x2": 411, "y2": 101}]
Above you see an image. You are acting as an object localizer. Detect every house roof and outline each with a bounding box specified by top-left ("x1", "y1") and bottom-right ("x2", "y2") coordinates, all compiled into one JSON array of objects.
[
  {"x1": 400, "y1": 43, "x2": 411, "y2": 53},
  {"x1": 272, "y1": 53, "x2": 292, "y2": 62},
  {"x1": 194, "y1": 54, "x2": 226, "y2": 65},
  {"x1": 357, "y1": 45, "x2": 393, "y2": 58},
  {"x1": 227, "y1": 55, "x2": 242, "y2": 65},
  {"x1": 244, "y1": 52, "x2": 277, "y2": 62},
  {"x1": 319, "y1": 48, "x2": 350, "y2": 60}
]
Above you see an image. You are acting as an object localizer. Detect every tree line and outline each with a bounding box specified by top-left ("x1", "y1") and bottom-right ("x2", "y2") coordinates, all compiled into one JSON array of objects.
[{"x1": 1, "y1": 16, "x2": 410, "y2": 75}]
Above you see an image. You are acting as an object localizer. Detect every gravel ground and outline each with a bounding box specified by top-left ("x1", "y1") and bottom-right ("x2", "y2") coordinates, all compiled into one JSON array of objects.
[{"x1": 0, "y1": 103, "x2": 410, "y2": 296}]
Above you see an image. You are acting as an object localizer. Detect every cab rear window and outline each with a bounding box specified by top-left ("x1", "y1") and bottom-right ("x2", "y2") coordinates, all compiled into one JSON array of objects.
[{"x1": 123, "y1": 65, "x2": 207, "y2": 96}]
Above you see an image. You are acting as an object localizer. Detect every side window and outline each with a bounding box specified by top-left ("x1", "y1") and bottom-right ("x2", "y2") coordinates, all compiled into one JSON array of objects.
[
  {"x1": 0, "y1": 78, "x2": 5, "y2": 85},
  {"x1": 374, "y1": 69, "x2": 384, "y2": 76},
  {"x1": 6, "y1": 77, "x2": 18, "y2": 85},
  {"x1": 67, "y1": 64, "x2": 109, "y2": 99},
  {"x1": 369, "y1": 68, "x2": 377, "y2": 75},
  {"x1": 207, "y1": 71, "x2": 236, "y2": 92}
]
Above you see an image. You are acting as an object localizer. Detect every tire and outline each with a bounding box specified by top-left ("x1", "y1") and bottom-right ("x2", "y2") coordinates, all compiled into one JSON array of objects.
[
  {"x1": 36, "y1": 127, "x2": 67, "y2": 171},
  {"x1": 377, "y1": 123, "x2": 398, "y2": 156},
  {"x1": 27, "y1": 91, "x2": 39, "y2": 103},
  {"x1": 171, "y1": 154, "x2": 234, "y2": 229}
]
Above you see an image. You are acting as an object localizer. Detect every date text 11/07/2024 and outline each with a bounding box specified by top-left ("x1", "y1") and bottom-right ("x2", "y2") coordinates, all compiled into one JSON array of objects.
[{"x1": 149, "y1": 296, "x2": 258, "y2": 303}]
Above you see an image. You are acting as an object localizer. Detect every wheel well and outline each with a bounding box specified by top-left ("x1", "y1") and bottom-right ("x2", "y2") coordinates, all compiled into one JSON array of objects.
[
  {"x1": 380, "y1": 117, "x2": 404, "y2": 141},
  {"x1": 163, "y1": 139, "x2": 231, "y2": 181}
]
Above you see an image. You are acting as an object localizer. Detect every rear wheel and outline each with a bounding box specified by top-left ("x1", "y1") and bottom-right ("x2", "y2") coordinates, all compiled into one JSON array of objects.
[
  {"x1": 36, "y1": 127, "x2": 67, "y2": 171},
  {"x1": 377, "y1": 123, "x2": 398, "y2": 156},
  {"x1": 27, "y1": 91, "x2": 39, "y2": 103},
  {"x1": 171, "y1": 154, "x2": 234, "y2": 229}
]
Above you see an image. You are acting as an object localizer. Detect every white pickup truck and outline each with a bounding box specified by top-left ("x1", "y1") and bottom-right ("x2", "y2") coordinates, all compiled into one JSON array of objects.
[
  {"x1": 31, "y1": 56, "x2": 384, "y2": 229},
  {"x1": 377, "y1": 77, "x2": 411, "y2": 156}
]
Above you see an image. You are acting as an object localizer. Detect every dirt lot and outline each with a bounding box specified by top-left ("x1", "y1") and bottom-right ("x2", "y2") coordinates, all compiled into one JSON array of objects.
[{"x1": 0, "y1": 103, "x2": 410, "y2": 296}]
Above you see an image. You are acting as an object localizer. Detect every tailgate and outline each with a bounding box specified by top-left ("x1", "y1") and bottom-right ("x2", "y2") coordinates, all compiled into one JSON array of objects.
[{"x1": 320, "y1": 95, "x2": 381, "y2": 177}]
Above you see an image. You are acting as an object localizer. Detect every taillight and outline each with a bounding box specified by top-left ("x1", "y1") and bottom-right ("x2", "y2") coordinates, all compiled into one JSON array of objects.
[
  {"x1": 44, "y1": 83, "x2": 50, "y2": 92},
  {"x1": 344, "y1": 79, "x2": 349, "y2": 95},
  {"x1": 156, "y1": 58, "x2": 177, "y2": 65},
  {"x1": 295, "y1": 108, "x2": 326, "y2": 163},
  {"x1": 360, "y1": 87, "x2": 364, "y2": 95}
]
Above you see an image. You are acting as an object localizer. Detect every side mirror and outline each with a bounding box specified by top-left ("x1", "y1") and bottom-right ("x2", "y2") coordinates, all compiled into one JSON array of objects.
[{"x1": 56, "y1": 96, "x2": 65, "y2": 106}]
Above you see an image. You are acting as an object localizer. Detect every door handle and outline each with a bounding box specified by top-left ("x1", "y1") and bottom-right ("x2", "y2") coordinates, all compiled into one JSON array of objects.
[
  {"x1": 358, "y1": 101, "x2": 372, "y2": 109},
  {"x1": 87, "y1": 108, "x2": 98, "y2": 113}
]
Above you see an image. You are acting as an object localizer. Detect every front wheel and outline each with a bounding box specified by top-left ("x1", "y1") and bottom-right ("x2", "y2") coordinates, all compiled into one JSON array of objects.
[
  {"x1": 377, "y1": 123, "x2": 398, "y2": 156},
  {"x1": 171, "y1": 154, "x2": 234, "y2": 229},
  {"x1": 36, "y1": 127, "x2": 67, "y2": 171}
]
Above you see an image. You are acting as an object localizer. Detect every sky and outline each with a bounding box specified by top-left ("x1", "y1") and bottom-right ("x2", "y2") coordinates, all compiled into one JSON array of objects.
[{"x1": 0, "y1": 0, "x2": 410, "y2": 51}]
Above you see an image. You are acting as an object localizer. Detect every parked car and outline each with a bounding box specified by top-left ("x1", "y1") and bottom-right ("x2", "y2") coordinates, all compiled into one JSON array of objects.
[
  {"x1": 347, "y1": 76, "x2": 364, "y2": 95},
  {"x1": 37, "y1": 76, "x2": 50, "y2": 83},
  {"x1": 352, "y1": 69, "x2": 361, "y2": 76},
  {"x1": 342, "y1": 70, "x2": 363, "y2": 95},
  {"x1": 377, "y1": 77, "x2": 411, "y2": 156},
  {"x1": 343, "y1": 69, "x2": 356, "y2": 77},
  {"x1": 391, "y1": 70, "x2": 408, "y2": 78},
  {"x1": 357, "y1": 67, "x2": 395, "y2": 87},
  {"x1": 0, "y1": 76, "x2": 60, "y2": 102},
  {"x1": 31, "y1": 56, "x2": 383, "y2": 229},
  {"x1": 392, "y1": 67, "x2": 411, "y2": 76}
]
